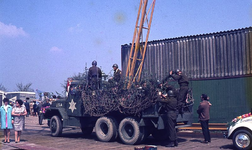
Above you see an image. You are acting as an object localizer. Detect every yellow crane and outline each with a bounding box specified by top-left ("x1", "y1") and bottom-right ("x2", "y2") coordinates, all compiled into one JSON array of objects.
[{"x1": 125, "y1": 0, "x2": 156, "y2": 89}]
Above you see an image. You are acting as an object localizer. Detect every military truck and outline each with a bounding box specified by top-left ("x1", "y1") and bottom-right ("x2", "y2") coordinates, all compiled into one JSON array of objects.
[{"x1": 43, "y1": 78, "x2": 194, "y2": 145}]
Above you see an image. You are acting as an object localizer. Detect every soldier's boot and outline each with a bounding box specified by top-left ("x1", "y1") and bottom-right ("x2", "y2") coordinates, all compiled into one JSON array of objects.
[
  {"x1": 178, "y1": 107, "x2": 184, "y2": 115},
  {"x1": 174, "y1": 140, "x2": 178, "y2": 147},
  {"x1": 164, "y1": 142, "x2": 175, "y2": 147}
]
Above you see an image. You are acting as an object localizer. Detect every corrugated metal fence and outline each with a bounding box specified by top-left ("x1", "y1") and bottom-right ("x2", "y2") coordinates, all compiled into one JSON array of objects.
[
  {"x1": 122, "y1": 27, "x2": 252, "y2": 81},
  {"x1": 121, "y1": 27, "x2": 252, "y2": 123}
]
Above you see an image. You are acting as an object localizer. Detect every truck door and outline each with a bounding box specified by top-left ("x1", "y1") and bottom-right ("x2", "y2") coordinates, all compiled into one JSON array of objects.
[{"x1": 66, "y1": 85, "x2": 83, "y2": 116}]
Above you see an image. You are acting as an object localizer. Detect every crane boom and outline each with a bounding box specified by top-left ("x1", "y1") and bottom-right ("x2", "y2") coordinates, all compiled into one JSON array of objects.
[{"x1": 125, "y1": 0, "x2": 156, "y2": 89}]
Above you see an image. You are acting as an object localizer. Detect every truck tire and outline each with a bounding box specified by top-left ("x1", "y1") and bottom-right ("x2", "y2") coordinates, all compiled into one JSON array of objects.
[
  {"x1": 95, "y1": 116, "x2": 118, "y2": 142},
  {"x1": 118, "y1": 117, "x2": 144, "y2": 145},
  {"x1": 232, "y1": 129, "x2": 252, "y2": 150},
  {"x1": 38, "y1": 114, "x2": 43, "y2": 125},
  {"x1": 81, "y1": 127, "x2": 93, "y2": 136},
  {"x1": 50, "y1": 115, "x2": 63, "y2": 137}
]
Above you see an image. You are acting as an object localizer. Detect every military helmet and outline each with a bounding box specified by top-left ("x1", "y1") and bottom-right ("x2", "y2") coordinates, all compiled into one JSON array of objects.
[
  {"x1": 112, "y1": 64, "x2": 118, "y2": 68},
  {"x1": 92, "y1": 60, "x2": 97, "y2": 66},
  {"x1": 175, "y1": 69, "x2": 181, "y2": 74},
  {"x1": 167, "y1": 90, "x2": 176, "y2": 97}
]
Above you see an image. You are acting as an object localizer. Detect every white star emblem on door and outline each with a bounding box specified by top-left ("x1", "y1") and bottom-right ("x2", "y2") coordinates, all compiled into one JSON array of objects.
[{"x1": 69, "y1": 99, "x2": 76, "y2": 113}]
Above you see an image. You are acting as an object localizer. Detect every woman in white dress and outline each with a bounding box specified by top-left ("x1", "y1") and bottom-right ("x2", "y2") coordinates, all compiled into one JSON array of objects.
[{"x1": 12, "y1": 99, "x2": 27, "y2": 143}]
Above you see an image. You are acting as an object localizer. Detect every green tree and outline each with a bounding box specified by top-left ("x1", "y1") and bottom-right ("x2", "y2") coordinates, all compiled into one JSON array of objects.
[{"x1": 61, "y1": 72, "x2": 88, "y2": 91}]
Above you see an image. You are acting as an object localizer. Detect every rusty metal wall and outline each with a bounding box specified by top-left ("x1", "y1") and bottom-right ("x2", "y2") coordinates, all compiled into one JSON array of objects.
[{"x1": 121, "y1": 27, "x2": 252, "y2": 81}]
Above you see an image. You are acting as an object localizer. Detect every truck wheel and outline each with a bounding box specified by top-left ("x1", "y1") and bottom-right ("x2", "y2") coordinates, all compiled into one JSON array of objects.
[
  {"x1": 50, "y1": 116, "x2": 63, "y2": 137},
  {"x1": 118, "y1": 117, "x2": 144, "y2": 145},
  {"x1": 95, "y1": 116, "x2": 118, "y2": 142},
  {"x1": 232, "y1": 129, "x2": 252, "y2": 150},
  {"x1": 38, "y1": 114, "x2": 43, "y2": 125},
  {"x1": 81, "y1": 127, "x2": 93, "y2": 136}
]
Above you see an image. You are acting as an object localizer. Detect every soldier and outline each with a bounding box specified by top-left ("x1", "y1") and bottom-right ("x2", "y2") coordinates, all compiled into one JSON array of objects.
[
  {"x1": 112, "y1": 64, "x2": 121, "y2": 82},
  {"x1": 159, "y1": 90, "x2": 178, "y2": 147},
  {"x1": 108, "y1": 64, "x2": 122, "y2": 87},
  {"x1": 88, "y1": 60, "x2": 102, "y2": 90},
  {"x1": 169, "y1": 69, "x2": 189, "y2": 113}
]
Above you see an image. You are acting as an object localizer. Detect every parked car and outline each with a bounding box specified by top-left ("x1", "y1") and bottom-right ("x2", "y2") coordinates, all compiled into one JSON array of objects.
[{"x1": 227, "y1": 112, "x2": 252, "y2": 150}]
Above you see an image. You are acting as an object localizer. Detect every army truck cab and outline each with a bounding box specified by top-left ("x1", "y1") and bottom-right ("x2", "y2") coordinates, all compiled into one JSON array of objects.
[{"x1": 43, "y1": 79, "x2": 194, "y2": 145}]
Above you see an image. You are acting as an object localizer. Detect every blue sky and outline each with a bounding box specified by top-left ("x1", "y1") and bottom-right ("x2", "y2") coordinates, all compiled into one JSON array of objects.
[{"x1": 0, "y1": 0, "x2": 251, "y2": 94}]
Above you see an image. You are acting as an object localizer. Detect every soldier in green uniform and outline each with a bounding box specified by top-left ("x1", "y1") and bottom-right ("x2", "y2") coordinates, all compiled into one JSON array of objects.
[
  {"x1": 108, "y1": 64, "x2": 122, "y2": 86},
  {"x1": 88, "y1": 60, "x2": 102, "y2": 90},
  {"x1": 159, "y1": 90, "x2": 178, "y2": 147},
  {"x1": 112, "y1": 64, "x2": 121, "y2": 82}
]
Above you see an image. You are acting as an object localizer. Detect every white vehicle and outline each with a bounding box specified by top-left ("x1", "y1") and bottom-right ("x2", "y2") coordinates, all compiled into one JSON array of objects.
[{"x1": 227, "y1": 113, "x2": 252, "y2": 150}]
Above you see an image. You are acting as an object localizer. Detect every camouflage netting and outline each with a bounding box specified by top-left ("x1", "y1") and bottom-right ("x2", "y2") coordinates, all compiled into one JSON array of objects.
[{"x1": 81, "y1": 77, "x2": 162, "y2": 117}]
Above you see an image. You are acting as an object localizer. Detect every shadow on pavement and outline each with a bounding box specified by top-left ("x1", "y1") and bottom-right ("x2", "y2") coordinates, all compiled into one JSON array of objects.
[
  {"x1": 220, "y1": 144, "x2": 235, "y2": 149},
  {"x1": 59, "y1": 132, "x2": 96, "y2": 140},
  {"x1": 189, "y1": 139, "x2": 202, "y2": 143}
]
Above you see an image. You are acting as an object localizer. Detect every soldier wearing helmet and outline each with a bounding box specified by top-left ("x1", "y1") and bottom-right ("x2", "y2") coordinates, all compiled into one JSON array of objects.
[
  {"x1": 158, "y1": 89, "x2": 178, "y2": 147},
  {"x1": 112, "y1": 64, "x2": 122, "y2": 82},
  {"x1": 88, "y1": 60, "x2": 102, "y2": 90},
  {"x1": 169, "y1": 69, "x2": 189, "y2": 114}
]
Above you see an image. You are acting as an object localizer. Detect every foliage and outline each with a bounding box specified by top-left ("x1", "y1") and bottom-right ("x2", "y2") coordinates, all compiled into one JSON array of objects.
[
  {"x1": 0, "y1": 83, "x2": 7, "y2": 91},
  {"x1": 61, "y1": 67, "x2": 90, "y2": 92},
  {"x1": 80, "y1": 75, "x2": 162, "y2": 117},
  {"x1": 68, "y1": 70, "x2": 193, "y2": 117},
  {"x1": 62, "y1": 68, "x2": 107, "y2": 92},
  {"x1": 16, "y1": 83, "x2": 34, "y2": 92}
]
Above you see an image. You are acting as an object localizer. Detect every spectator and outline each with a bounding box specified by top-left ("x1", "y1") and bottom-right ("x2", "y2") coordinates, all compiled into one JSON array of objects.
[
  {"x1": 29, "y1": 101, "x2": 33, "y2": 116},
  {"x1": 33, "y1": 101, "x2": 38, "y2": 117},
  {"x1": 0, "y1": 98, "x2": 13, "y2": 143},
  {"x1": 24, "y1": 98, "x2": 30, "y2": 117},
  {"x1": 197, "y1": 94, "x2": 211, "y2": 144},
  {"x1": 42, "y1": 100, "x2": 50, "y2": 107},
  {"x1": 12, "y1": 99, "x2": 27, "y2": 143},
  {"x1": 50, "y1": 95, "x2": 57, "y2": 104}
]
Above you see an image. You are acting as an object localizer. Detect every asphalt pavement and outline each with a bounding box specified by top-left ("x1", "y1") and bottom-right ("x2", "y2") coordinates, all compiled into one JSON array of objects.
[{"x1": 0, "y1": 116, "x2": 235, "y2": 150}]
